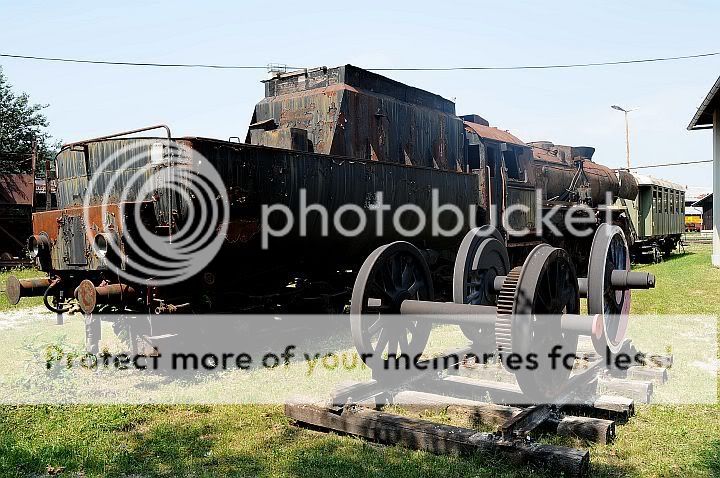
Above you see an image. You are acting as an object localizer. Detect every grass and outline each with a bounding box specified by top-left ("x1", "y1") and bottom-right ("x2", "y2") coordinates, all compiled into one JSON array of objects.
[{"x1": 0, "y1": 245, "x2": 718, "y2": 477}]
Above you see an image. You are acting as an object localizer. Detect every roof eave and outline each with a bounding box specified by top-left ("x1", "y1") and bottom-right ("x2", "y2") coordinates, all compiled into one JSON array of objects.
[
  {"x1": 691, "y1": 194, "x2": 713, "y2": 207},
  {"x1": 688, "y1": 75, "x2": 720, "y2": 130}
]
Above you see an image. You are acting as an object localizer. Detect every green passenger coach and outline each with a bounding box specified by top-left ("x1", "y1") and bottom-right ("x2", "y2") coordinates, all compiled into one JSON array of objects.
[{"x1": 620, "y1": 174, "x2": 685, "y2": 262}]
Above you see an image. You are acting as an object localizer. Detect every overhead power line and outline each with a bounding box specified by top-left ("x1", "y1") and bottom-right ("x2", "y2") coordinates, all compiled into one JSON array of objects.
[
  {"x1": 0, "y1": 53, "x2": 270, "y2": 70},
  {"x1": 615, "y1": 159, "x2": 713, "y2": 170},
  {"x1": 368, "y1": 51, "x2": 720, "y2": 71},
  {"x1": 1, "y1": 51, "x2": 720, "y2": 71}
]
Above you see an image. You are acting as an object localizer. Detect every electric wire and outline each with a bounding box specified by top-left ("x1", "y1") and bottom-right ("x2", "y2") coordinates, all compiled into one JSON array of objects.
[{"x1": 2, "y1": 51, "x2": 719, "y2": 71}]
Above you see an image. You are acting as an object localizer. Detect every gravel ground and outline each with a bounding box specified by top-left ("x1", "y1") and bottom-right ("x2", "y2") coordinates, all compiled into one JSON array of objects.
[{"x1": 0, "y1": 306, "x2": 53, "y2": 331}]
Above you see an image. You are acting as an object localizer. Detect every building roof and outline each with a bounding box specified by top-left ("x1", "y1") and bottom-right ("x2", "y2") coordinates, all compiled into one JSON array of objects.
[
  {"x1": 0, "y1": 174, "x2": 34, "y2": 205},
  {"x1": 688, "y1": 75, "x2": 720, "y2": 130},
  {"x1": 631, "y1": 173, "x2": 686, "y2": 191},
  {"x1": 692, "y1": 193, "x2": 713, "y2": 208}
]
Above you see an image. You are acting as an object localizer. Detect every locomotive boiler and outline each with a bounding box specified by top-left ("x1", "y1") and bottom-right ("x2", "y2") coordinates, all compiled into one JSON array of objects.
[{"x1": 5, "y1": 65, "x2": 655, "y2": 399}]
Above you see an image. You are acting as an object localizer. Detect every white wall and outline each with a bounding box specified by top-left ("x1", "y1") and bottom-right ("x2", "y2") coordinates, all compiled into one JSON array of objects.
[{"x1": 714, "y1": 108, "x2": 720, "y2": 267}]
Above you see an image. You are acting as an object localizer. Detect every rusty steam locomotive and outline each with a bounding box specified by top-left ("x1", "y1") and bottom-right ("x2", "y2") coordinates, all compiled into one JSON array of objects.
[{"x1": 6, "y1": 65, "x2": 657, "y2": 397}]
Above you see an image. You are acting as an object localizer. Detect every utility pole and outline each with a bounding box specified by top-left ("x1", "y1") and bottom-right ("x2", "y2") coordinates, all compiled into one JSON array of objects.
[{"x1": 611, "y1": 105, "x2": 636, "y2": 169}]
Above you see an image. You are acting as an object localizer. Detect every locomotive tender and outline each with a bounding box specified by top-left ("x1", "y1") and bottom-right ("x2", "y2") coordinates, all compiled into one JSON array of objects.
[{"x1": 6, "y1": 65, "x2": 655, "y2": 383}]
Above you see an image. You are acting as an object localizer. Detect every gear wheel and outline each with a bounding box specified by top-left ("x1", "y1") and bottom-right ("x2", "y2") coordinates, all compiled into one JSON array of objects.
[{"x1": 495, "y1": 266, "x2": 522, "y2": 355}]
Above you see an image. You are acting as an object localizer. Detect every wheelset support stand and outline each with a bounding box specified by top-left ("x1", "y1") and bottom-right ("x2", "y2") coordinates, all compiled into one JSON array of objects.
[{"x1": 286, "y1": 341, "x2": 671, "y2": 478}]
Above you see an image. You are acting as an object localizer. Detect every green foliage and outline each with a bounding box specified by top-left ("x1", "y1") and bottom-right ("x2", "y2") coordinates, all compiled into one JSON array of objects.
[{"x1": 0, "y1": 66, "x2": 60, "y2": 175}]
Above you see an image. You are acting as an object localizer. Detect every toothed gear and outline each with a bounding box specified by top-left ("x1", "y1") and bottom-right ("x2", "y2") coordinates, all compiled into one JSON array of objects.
[{"x1": 495, "y1": 266, "x2": 522, "y2": 355}]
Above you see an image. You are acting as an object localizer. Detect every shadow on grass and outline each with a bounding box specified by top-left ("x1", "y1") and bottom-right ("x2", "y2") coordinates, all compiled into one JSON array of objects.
[
  {"x1": 699, "y1": 439, "x2": 720, "y2": 476},
  {"x1": 634, "y1": 250, "x2": 695, "y2": 267},
  {"x1": 282, "y1": 425, "x2": 636, "y2": 478}
]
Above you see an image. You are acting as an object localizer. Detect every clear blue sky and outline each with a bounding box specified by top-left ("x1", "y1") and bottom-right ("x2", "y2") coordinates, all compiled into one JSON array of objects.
[{"x1": 1, "y1": 0, "x2": 718, "y2": 195}]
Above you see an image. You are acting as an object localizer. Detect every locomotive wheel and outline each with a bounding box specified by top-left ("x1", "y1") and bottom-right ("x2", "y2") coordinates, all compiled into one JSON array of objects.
[
  {"x1": 496, "y1": 244, "x2": 580, "y2": 401},
  {"x1": 588, "y1": 224, "x2": 631, "y2": 355},
  {"x1": 350, "y1": 242, "x2": 434, "y2": 370},
  {"x1": 452, "y1": 226, "x2": 509, "y2": 354}
]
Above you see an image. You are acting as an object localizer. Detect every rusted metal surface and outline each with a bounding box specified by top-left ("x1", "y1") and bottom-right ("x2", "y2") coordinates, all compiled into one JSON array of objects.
[
  {"x1": 75, "y1": 280, "x2": 136, "y2": 314},
  {"x1": 45, "y1": 133, "x2": 481, "y2": 274},
  {"x1": 250, "y1": 65, "x2": 466, "y2": 171},
  {"x1": 18, "y1": 64, "x2": 655, "y2": 320},
  {"x1": 192, "y1": 138, "x2": 479, "y2": 254},
  {"x1": 530, "y1": 141, "x2": 624, "y2": 205},
  {"x1": 33, "y1": 204, "x2": 122, "y2": 240},
  {"x1": 463, "y1": 121, "x2": 525, "y2": 147},
  {"x1": 617, "y1": 170, "x2": 639, "y2": 201},
  {"x1": 32, "y1": 204, "x2": 123, "y2": 271},
  {"x1": 5, "y1": 276, "x2": 51, "y2": 305}
]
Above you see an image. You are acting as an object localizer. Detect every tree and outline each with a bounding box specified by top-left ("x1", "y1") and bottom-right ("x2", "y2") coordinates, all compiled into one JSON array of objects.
[{"x1": 0, "y1": 66, "x2": 60, "y2": 175}]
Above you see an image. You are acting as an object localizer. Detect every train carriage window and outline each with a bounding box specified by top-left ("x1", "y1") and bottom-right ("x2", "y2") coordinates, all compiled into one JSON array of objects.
[
  {"x1": 677, "y1": 191, "x2": 681, "y2": 214},
  {"x1": 669, "y1": 190, "x2": 673, "y2": 215},
  {"x1": 669, "y1": 191, "x2": 673, "y2": 213},
  {"x1": 662, "y1": 189, "x2": 667, "y2": 214},
  {"x1": 670, "y1": 191, "x2": 674, "y2": 214},
  {"x1": 653, "y1": 188, "x2": 658, "y2": 216}
]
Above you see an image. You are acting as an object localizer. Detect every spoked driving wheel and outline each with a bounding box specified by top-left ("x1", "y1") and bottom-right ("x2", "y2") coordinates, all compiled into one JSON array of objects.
[
  {"x1": 453, "y1": 226, "x2": 509, "y2": 355},
  {"x1": 350, "y1": 242, "x2": 434, "y2": 370},
  {"x1": 496, "y1": 244, "x2": 581, "y2": 402},
  {"x1": 588, "y1": 224, "x2": 631, "y2": 355}
]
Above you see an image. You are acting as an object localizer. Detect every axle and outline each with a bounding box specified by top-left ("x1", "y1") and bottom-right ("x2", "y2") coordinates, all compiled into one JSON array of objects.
[
  {"x1": 489, "y1": 271, "x2": 655, "y2": 297},
  {"x1": 397, "y1": 299, "x2": 603, "y2": 338}
]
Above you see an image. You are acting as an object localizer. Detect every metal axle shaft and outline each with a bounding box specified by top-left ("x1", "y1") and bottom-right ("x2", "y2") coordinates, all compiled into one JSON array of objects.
[{"x1": 398, "y1": 299, "x2": 602, "y2": 337}]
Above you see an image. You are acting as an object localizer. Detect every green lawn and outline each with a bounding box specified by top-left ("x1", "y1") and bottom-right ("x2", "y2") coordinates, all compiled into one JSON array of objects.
[{"x1": 0, "y1": 246, "x2": 718, "y2": 477}]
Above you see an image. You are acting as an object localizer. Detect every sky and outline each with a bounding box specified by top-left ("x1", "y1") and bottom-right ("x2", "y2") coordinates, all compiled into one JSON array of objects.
[{"x1": 0, "y1": 0, "x2": 718, "y2": 196}]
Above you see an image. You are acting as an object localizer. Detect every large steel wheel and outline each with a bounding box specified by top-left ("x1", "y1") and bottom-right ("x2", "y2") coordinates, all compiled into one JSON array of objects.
[
  {"x1": 453, "y1": 226, "x2": 509, "y2": 354},
  {"x1": 496, "y1": 244, "x2": 580, "y2": 402},
  {"x1": 588, "y1": 224, "x2": 631, "y2": 355},
  {"x1": 350, "y1": 242, "x2": 434, "y2": 370}
]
